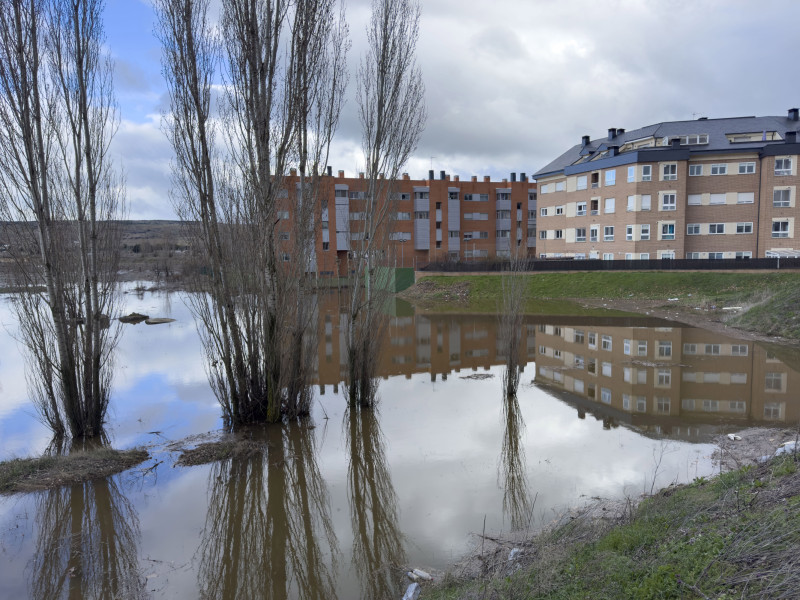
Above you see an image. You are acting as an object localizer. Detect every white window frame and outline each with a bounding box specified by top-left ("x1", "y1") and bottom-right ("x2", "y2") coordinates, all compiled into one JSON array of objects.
[
  {"x1": 576, "y1": 227, "x2": 586, "y2": 243},
  {"x1": 640, "y1": 224, "x2": 650, "y2": 241},
  {"x1": 738, "y1": 162, "x2": 755, "y2": 174},
  {"x1": 689, "y1": 164, "x2": 703, "y2": 176},
  {"x1": 736, "y1": 222, "x2": 753, "y2": 234},
  {"x1": 775, "y1": 158, "x2": 792, "y2": 176},
  {"x1": 687, "y1": 224, "x2": 700, "y2": 235},
  {"x1": 710, "y1": 163, "x2": 728, "y2": 175},
  {"x1": 774, "y1": 188, "x2": 791, "y2": 207},
  {"x1": 661, "y1": 223, "x2": 675, "y2": 240},
  {"x1": 626, "y1": 225, "x2": 634, "y2": 241},
  {"x1": 627, "y1": 166, "x2": 635, "y2": 183},
  {"x1": 709, "y1": 223, "x2": 725, "y2": 235},
  {"x1": 662, "y1": 163, "x2": 677, "y2": 181},
  {"x1": 577, "y1": 201, "x2": 587, "y2": 216},
  {"x1": 641, "y1": 165, "x2": 652, "y2": 181},
  {"x1": 661, "y1": 193, "x2": 676, "y2": 211},
  {"x1": 603, "y1": 226, "x2": 614, "y2": 241},
  {"x1": 605, "y1": 170, "x2": 616, "y2": 186},
  {"x1": 772, "y1": 220, "x2": 790, "y2": 238}
]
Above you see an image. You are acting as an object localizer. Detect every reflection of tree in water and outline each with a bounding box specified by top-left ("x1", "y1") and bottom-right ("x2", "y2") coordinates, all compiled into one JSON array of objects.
[
  {"x1": 346, "y1": 407, "x2": 406, "y2": 600},
  {"x1": 196, "y1": 422, "x2": 337, "y2": 599},
  {"x1": 28, "y1": 439, "x2": 147, "y2": 600},
  {"x1": 499, "y1": 392, "x2": 534, "y2": 532}
]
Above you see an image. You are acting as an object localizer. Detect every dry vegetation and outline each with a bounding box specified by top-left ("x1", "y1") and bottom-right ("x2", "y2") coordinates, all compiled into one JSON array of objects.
[{"x1": 0, "y1": 448, "x2": 149, "y2": 494}]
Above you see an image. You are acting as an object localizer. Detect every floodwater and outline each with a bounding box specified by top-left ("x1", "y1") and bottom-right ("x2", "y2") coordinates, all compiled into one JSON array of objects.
[{"x1": 0, "y1": 288, "x2": 798, "y2": 599}]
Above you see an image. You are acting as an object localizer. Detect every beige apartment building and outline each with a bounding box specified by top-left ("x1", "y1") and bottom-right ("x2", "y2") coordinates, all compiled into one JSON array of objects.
[{"x1": 533, "y1": 110, "x2": 800, "y2": 259}]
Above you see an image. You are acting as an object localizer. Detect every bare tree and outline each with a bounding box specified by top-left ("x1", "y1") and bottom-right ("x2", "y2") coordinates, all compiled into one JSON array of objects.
[
  {"x1": 500, "y1": 247, "x2": 527, "y2": 398},
  {"x1": 0, "y1": 0, "x2": 124, "y2": 439},
  {"x1": 345, "y1": 0, "x2": 426, "y2": 407},
  {"x1": 156, "y1": 0, "x2": 347, "y2": 425}
]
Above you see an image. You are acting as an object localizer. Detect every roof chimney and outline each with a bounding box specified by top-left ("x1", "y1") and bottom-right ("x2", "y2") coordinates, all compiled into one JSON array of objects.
[
  {"x1": 402, "y1": 172, "x2": 410, "y2": 180},
  {"x1": 471, "y1": 176, "x2": 477, "y2": 182},
  {"x1": 670, "y1": 137, "x2": 681, "y2": 149},
  {"x1": 582, "y1": 135, "x2": 591, "y2": 147},
  {"x1": 520, "y1": 172, "x2": 527, "y2": 181},
  {"x1": 326, "y1": 166, "x2": 332, "y2": 176},
  {"x1": 440, "y1": 170, "x2": 446, "y2": 180},
  {"x1": 786, "y1": 131, "x2": 798, "y2": 144},
  {"x1": 608, "y1": 145, "x2": 618, "y2": 157},
  {"x1": 607, "y1": 128, "x2": 617, "y2": 141},
  {"x1": 789, "y1": 108, "x2": 799, "y2": 121},
  {"x1": 428, "y1": 169, "x2": 434, "y2": 180},
  {"x1": 290, "y1": 167, "x2": 297, "y2": 175},
  {"x1": 616, "y1": 128, "x2": 625, "y2": 136},
  {"x1": 484, "y1": 175, "x2": 490, "y2": 182},
  {"x1": 338, "y1": 170, "x2": 344, "y2": 178},
  {"x1": 359, "y1": 172, "x2": 364, "y2": 179},
  {"x1": 510, "y1": 172, "x2": 516, "y2": 182},
  {"x1": 454, "y1": 175, "x2": 460, "y2": 182}
]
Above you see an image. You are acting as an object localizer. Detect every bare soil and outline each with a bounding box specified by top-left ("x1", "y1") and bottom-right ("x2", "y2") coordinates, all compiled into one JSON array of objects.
[{"x1": 173, "y1": 436, "x2": 271, "y2": 467}]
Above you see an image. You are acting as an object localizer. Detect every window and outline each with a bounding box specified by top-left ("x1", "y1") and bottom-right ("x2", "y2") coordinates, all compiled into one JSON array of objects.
[
  {"x1": 322, "y1": 241, "x2": 329, "y2": 250},
  {"x1": 705, "y1": 344, "x2": 721, "y2": 355},
  {"x1": 661, "y1": 223, "x2": 675, "y2": 240},
  {"x1": 603, "y1": 253, "x2": 614, "y2": 260},
  {"x1": 464, "y1": 194, "x2": 473, "y2": 201},
  {"x1": 739, "y1": 162, "x2": 755, "y2": 174},
  {"x1": 772, "y1": 220, "x2": 790, "y2": 238},
  {"x1": 588, "y1": 332, "x2": 597, "y2": 349},
  {"x1": 497, "y1": 210, "x2": 512, "y2": 219},
  {"x1": 279, "y1": 232, "x2": 290, "y2": 240},
  {"x1": 396, "y1": 211, "x2": 411, "y2": 220},
  {"x1": 555, "y1": 182, "x2": 565, "y2": 192},
  {"x1": 656, "y1": 397, "x2": 671, "y2": 414},
  {"x1": 765, "y1": 372, "x2": 784, "y2": 391},
  {"x1": 709, "y1": 223, "x2": 725, "y2": 234},
  {"x1": 555, "y1": 206, "x2": 564, "y2": 216},
  {"x1": 636, "y1": 397, "x2": 647, "y2": 412},
  {"x1": 708, "y1": 252, "x2": 723, "y2": 259},
  {"x1": 642, "y1": 165, "x2": 652, "y2": 181},
  {"x1": 737, "y1": 192, "x2": 754, "y2": 204},
  {"x1": 637, "y1": 370, "x2": 647, "y2": 384},
  {"x1": 661, "y1": 193, "x2": 676, "y2": 210},
  {"x1": 553, "y1": 230, "x2": 562, "y2": 239},
  {"x1": 590, "y1": 226, "x2": 599, "y2": 242},
  {"x1": 683, "y1": 343, "x2": 697, "y2": 354},
  {"x1": 640, "y1": 224, "x2": 650, "y2": 240},
  {"x1": 687, "y1": 224, "x2": 700, "y2": 235},
  {"x1": 680, "y1": 133, "x2": 709, "y2": 145},
  {"x1": 576, "y1": 227, "x2": 586, "y2": 242},
  {"x1": 658, "y1": 341, "x2": 672, "y2": 357},
  {"x1": 576, "y1": 175, "x2": 587, "y2": 190},
  {"x1": 623, "y1": 394, "x2": 631, "y2": 410},
  {"x1": 605, "y1": 170, "x2": 616, "y2": 186},
  {"x1": 601, "y1": 362, "x2": 612, "y2": 377},
  {"x1": 591, "y1": 173, "x2": 600, "y2": 188},
  {"x1": 449, "y1": 192, "x2": 459, "y2": 200},
  {"x1": 623, "y1": 339, "x2": 631, "y2": 355},
  {"x1": 661, "y1": 250, "x2": 675, "y2": 259},
  {"x1": 479, "y1": 194, "x2": 489, "y2": 202},
  {"x1": 641, "y1": 195, "x2": 651, "y2": 211},
  {"x1": 574, "y1": 330, "x2": 585, "y2": 344},
  {"x1": 657, "y1": 369, "x2": 671, "y2": 386},
  {"x1": 335, "y1": 189, "x2": 348, "y2": 197},
  {"x1": 414, "y1": 211, "x2": 429, "y2": 219},
  {"x1": 774, "y1": 189, "x2": 791, "y2": 207},
  {"x1": 414, "y1": 191, "x2": 429, "y2": 199},
  {"x1": 282, "y1": 252, "x2": 290, "y2": 262},
  {"x1": 731, "y1": 344, "x2": 748, "y2": 356},
  {"x1": 736, "y1": 222, "x2": 753, "y2": 234},
  {"x1": 686, "y1": 252, "x2": 701, "y2": 259},
  {"x1": 601, "y1": 335, "x2": 612, "y2": 351},
  {"x1": 604, "y1": 198, "x2": 615, "y2": 213},
  {"x1": 604, "y1": 226, "x2": 614, "y2": 241},
  {"x1": 600, "y1": 388, "x2": 612, "y2": 404},
  {"x1": 637, "y1": 340, "x2": 647, "y2": 356},
  {"x1": 689, "y1": 164, "x2": 703, "y2": 176},
  {"x1": 479, "y1": 231, "x2": 489, "y2": 239},
  {"x1": 577, "y1": 202, "x2": 587, "y2": 216},
  {"x1": 626, "y1": 196, "x2": 635, "y2": 211},
  {"x1": 627, "y1": 166, "x2": 635, "y2": 182},
  {"x1": 662, "y1": 164, "x2": 677, "y2": 180},
  {"x1": 735, "y1": 251, "x2": 752, "y2": 259},
  {"x1": 497, "y1": 192, "x2": 510, "y2": 201},
  {"x1": 539, "y1": 230, "x2": 547, "y2": 240},
  {"x1": 590, "y1": 199, "x2": 599, "y2": 215},
  {"x1": 540, "y1": 207, "x2": 548, "y2": 217},
  {"x1": 626, "y1": 225, "x2": 634, "y2": 241},
  {"x1": 278, "y1": 210, "x2": 290, "y2": 219},
  {"x1": 448, "y1": 230, "x2": 459, "y2": 238},
  {"x1": 775, "y1": 158, "x2": 792, "y2": 176},
  {"x1": 688, "y1": 194, "x2": 702, "y2": 206},
  {"x1": 710, "y1": 163, "x2": 727, "y2": 175}
]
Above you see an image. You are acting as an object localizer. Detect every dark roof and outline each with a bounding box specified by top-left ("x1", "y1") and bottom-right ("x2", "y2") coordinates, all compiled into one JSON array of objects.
[{"x1": 534, "y1": 114, "x2": 800, "y2": 179}]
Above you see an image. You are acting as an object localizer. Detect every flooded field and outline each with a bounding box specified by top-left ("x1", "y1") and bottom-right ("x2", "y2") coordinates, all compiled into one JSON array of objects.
[{"x1": 0, "y1": 287, "x2": 797, "y2": 599}]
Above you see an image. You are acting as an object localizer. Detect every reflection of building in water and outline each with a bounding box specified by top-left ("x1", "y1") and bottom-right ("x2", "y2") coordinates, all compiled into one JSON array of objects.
[
  {"x1": 534, "y1": 323, "x2": 800, "y2": 429},
  {"x1": 312, "y1": 294, "x2": 536, "y2": 391}
]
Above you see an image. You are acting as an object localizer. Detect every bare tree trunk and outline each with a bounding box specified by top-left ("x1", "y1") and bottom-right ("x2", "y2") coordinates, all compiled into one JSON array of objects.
[
  {"x1": 157, "y1": 0, "x2": 348, "y2": 425},
  {"x1": 345, "y1": 0, "x2": 426, "y2": 408},
  {"x1": 0, "y1": 0, "x2": 123, "y2": 439}
]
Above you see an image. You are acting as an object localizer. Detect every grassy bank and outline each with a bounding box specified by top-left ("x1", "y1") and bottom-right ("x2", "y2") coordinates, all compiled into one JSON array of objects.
[
  {"x1": 403, "y1": 272, "x2": 800, "y2": 336},
  {"x1": 0, "y1": 448, "x2": 149, "y2": 494},
  {"x1": 426, "y1": 452, "x2": 800, "y2": 600}
]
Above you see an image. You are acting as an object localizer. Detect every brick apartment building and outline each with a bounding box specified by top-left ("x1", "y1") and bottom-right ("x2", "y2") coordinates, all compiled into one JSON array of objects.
[
  {"x1": 286, "y1": 170, "x2": 537, "y2": 276},
  {"x1": 532, "y1": 109, "x2": 800, "y2": 260}
]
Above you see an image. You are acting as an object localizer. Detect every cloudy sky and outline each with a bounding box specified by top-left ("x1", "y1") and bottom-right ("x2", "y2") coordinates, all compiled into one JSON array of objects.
[{"x1": 106, "y1": 0, "x2": 800, "y2": 219}]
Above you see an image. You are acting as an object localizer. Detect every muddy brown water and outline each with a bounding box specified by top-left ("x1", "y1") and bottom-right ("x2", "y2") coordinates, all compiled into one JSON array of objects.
[{"x1": 0, "y1": 288, "x2": 797, "y2": 599}]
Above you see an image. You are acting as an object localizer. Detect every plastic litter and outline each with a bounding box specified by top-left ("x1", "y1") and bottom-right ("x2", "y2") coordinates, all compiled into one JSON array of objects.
[
  {"x1": 402, "y1": 582, "x2": 421, "y2": 600},
  {"x1": 727, "y1": 434, "x2": 742, "y2": 441}
]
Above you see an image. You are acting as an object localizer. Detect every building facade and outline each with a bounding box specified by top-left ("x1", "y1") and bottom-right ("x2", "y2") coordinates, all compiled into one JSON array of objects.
[
  {"x1": 283, "y1": 170, "x2": 537, "y2": 276},
  {"x1": 533, "y1": 110, "x2": 800, "y2": 260}
]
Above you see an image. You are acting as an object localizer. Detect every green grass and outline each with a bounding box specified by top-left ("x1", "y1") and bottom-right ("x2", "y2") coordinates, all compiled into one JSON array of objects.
[
  {"x1": 424, "y1": 453, "x2": 800, "y2": 600},
  {"x1": 408, "y1": 272, "x2": 800, "y2": 337}
]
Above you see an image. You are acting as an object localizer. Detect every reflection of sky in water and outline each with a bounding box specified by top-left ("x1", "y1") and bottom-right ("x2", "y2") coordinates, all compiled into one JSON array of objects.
[{"x1": 0, "y1": 290, "x2": 723, "y2": 598}]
